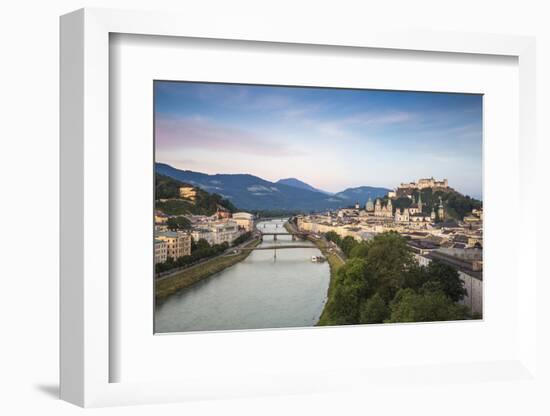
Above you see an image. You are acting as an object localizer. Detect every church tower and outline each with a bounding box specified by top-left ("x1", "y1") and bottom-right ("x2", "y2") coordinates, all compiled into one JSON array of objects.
[
  {"x1": 431, "y1": 207, "x2": 436, "y2": 221},
  {"x1": 417, "y1": 192, "x2": 423, "y2": 213},
  {"x1": 366, "y1": 197, "x2": 374, "y2": 212},
  {"x1": 375, "y1": 198, "x2": 381, "y2": 216}
]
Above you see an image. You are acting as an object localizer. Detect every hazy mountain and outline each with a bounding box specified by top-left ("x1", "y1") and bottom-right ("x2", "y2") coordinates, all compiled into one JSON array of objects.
[
  {"x1": 155, "y1": 163, "x2": 390, "y2": 212},
  {"x1": 334, "y1": 186, "x2": 392, "y2": 204},
  {"x1": 276, "y1": 178, "x2": 332, "y2": 195}
]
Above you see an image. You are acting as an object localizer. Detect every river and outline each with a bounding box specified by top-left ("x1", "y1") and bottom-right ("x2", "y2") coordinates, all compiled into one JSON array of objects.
[{"x1": 154, "y1": 218, "x2": 331, "y2": 333}]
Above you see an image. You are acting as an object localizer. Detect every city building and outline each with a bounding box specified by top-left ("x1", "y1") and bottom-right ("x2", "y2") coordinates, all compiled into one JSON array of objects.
[
  {"x1": 191, "y1": 220, "x2": 240, "y2": 245},
  {"x1": 404, "y1": 194, "x2": 423, "y2": 215},
  {"x1": 394, "y1": 207, "x2": 410, "y2": 222},
  {"x1": 232, "y1": 212, "x2": 255, "y2": 231},
  {"x1": 410, "y1": 212, "x2": 432, "y2": 222},
  {"x1": 154, "y1": 239, "x2": 168, "y2": 264},
  {"x1": 156, "y1": 231, "x2": 192, "y2": 259},
  {"x1": 337, "y1": 208, "x2": 359, "y2": 218},
  {"x1": 179, "y1": 185, "x2": 197, "y2": 201},
  {"x1": 154, "y1": 224, "x2": 168, "y2": 233},
  {"x1": 374, "y1": 198, "x2": 393, "y2": 218},
  {"x1": 216, "y1": 209, "x2": 232, "y2": 219},
  {"x1": 154, "y1": 210, "x2": 169, "y2": 224}
]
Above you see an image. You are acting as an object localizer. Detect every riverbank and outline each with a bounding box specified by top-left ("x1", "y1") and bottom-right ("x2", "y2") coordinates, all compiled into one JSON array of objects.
[
  {"x1": 308, "y1": 237, "x2": 345, "y2": 325},
  {"x1": 284, "y1": 219, "x2": 345, "y2": 325},
  {"x1": 155, "y1": 237, "x2": 261, "y2": 300}
]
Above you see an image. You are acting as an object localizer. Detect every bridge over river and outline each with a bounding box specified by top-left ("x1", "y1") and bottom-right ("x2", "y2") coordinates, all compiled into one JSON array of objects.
[
  {"x1": 237, "y1": 222, "x2": 315, "y2": 259},
  {"x1": 155, "y1": 217, "x2": 331, "y2": 333},
  {"x1": 241, "y1": 244, "x2": 313, "y2": 251}
]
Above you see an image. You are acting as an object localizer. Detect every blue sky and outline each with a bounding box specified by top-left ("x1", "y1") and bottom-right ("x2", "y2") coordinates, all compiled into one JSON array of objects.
[{"x1": 155, "y1": 81, "x2": 483, "y2": 199}]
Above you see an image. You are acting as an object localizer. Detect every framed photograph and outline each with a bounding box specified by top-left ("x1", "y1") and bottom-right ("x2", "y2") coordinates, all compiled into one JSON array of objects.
[
  {"x1": 60, "y1": 8, "x2": 539, "y2": 408},
  {"x1": 152, "y1": 81, "x2": 483, "y2": 334}
]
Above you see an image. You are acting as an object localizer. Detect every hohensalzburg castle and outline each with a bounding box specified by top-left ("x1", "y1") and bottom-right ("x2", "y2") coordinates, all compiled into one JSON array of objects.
[{"x1": 398, "y1": 177, "x2": 449, "y2": 190}]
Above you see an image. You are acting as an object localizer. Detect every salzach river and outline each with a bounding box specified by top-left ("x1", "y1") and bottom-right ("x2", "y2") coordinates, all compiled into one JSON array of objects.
[{"x1": 154, "y1": 218, "x2": 331, "y2": 333}]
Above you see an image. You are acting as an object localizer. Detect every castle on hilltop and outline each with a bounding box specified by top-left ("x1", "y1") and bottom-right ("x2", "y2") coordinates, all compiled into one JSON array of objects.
[{"x1": 398, "y1": 177, "x2": 449, "y2": 190}]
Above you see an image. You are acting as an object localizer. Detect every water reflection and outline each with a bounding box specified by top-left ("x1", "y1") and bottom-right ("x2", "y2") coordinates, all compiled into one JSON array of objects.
[{"x1": 155, "y1": 219, "x2": 330, "y2": 333}]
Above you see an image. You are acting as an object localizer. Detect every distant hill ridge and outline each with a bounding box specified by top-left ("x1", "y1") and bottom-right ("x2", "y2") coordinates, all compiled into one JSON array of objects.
[
  {"x1": 276, "y1": 177, "x2": 332, "y2": 195},
  {"x1": 155, "y1": 163, "x2": 391, "y2": 212}
]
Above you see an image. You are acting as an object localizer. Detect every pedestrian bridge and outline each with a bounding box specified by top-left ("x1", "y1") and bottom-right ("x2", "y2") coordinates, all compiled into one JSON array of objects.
[
  {"x1": 240, "y1": 244, "x2": 314, "y2": 251},
  {"x1": 258, "y1": 232, "x2": 308, "y2": 241}
]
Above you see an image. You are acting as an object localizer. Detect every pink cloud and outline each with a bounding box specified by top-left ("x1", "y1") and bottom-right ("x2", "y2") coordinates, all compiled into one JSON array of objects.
[{"x1": 155, "y1": 116, "x2": 297, "y2": 157}]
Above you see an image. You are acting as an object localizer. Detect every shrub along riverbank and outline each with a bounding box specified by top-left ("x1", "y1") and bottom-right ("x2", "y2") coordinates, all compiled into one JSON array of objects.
[{"x1": 155, "y1": 237, "x2": 260, "y2": 300}]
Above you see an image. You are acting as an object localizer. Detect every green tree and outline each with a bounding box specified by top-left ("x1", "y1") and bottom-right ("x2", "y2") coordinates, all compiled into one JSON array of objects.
[
  {"x1": 425, "y1": 260, "x2": 467, "y2": 302},
  {"x1": 166, "y1": 216, "x2": 191, "y2": 231},
  {"x1": 232, "y1": 231, "x2": 252, "y2": 246},
  {"x1": 402, "y1": 264, "x2": 430, "y2": 291},
  {"x1": 340, "y1": 236, "x2": 358, "y2": 257},
  {"x1": 364, "y1": 232, "x2": 415, "y2": 302},
  {"x1": 387, "y1": 288, "x2": 468, "y2": 323},
  {"x1": 192, "y1": 238, "x2": 211, "y2": 251},
  {"x1": 325, "y1": 231, "x2": 341, "y2": 246},
  {"x1": 324, "y1": 258, "x2": 374, "y2": 325},
  {"x1": 360, "y1": 293, "x2": 389, "y2": 324},
  {"x1": 349, "y1": 241, "x2": 369, "y2": 259}
]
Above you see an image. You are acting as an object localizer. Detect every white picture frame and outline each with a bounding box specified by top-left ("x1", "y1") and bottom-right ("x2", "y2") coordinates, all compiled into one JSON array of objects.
[{"x1": 60, "y1": 7, "x2": 539, "y2": 408}]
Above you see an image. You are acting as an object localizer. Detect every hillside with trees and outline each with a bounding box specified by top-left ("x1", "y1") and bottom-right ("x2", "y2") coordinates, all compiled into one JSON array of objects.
[
  {"x1": 390, "y1": 188, "x2": 481, "y2": 221},
  {"x1": 318, "y1": 232, "x2": 470, "y2": 325},
  {"x1": 155, "y1": 173, "x2": 236, "y2": 216}
]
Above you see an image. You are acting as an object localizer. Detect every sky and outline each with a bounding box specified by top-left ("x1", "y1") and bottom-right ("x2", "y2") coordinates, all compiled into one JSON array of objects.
[{"x1": 155, "y1": 81, "x2": 483, "y2": 199}]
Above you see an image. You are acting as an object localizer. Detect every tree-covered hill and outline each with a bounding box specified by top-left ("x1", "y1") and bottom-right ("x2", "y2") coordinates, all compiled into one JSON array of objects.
[{"x1": 155, "y1": 173, "x2": 236, "y2": 216}]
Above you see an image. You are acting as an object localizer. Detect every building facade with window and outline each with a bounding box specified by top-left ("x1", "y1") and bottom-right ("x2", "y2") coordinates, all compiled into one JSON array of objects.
[
  {"x1": 154, "y1": 239, "x2": 168, "y2": 264},
  {"x1": 232, "y1": 212, "x2": 255, "y2": 231},
  {"x1": 156, "y1": 231, "x2": 192, "y2": 259}
]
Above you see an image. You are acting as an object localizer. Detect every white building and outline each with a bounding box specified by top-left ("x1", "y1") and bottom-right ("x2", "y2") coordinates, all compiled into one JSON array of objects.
[
  {"x1": 232, "y1": 212, "x2": 255, "y2": 231},
  {"x1": 191, "y1": 220, "x2": 240, "y2": 245},
  {"x1": 395, "y1": 208, "x2": 410, "y2": 222},
  {"x1": 154, "y1": 239, "x2": 168, "y2": 264}
]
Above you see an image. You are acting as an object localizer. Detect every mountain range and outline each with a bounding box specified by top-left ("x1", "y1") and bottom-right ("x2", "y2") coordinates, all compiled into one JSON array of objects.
[
  {"x1": 276, "y1": 178, "x2": 332, "y2": 195},
  {"x1": 156, "y1": 163, "x2": 391, "y2": 212}
]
